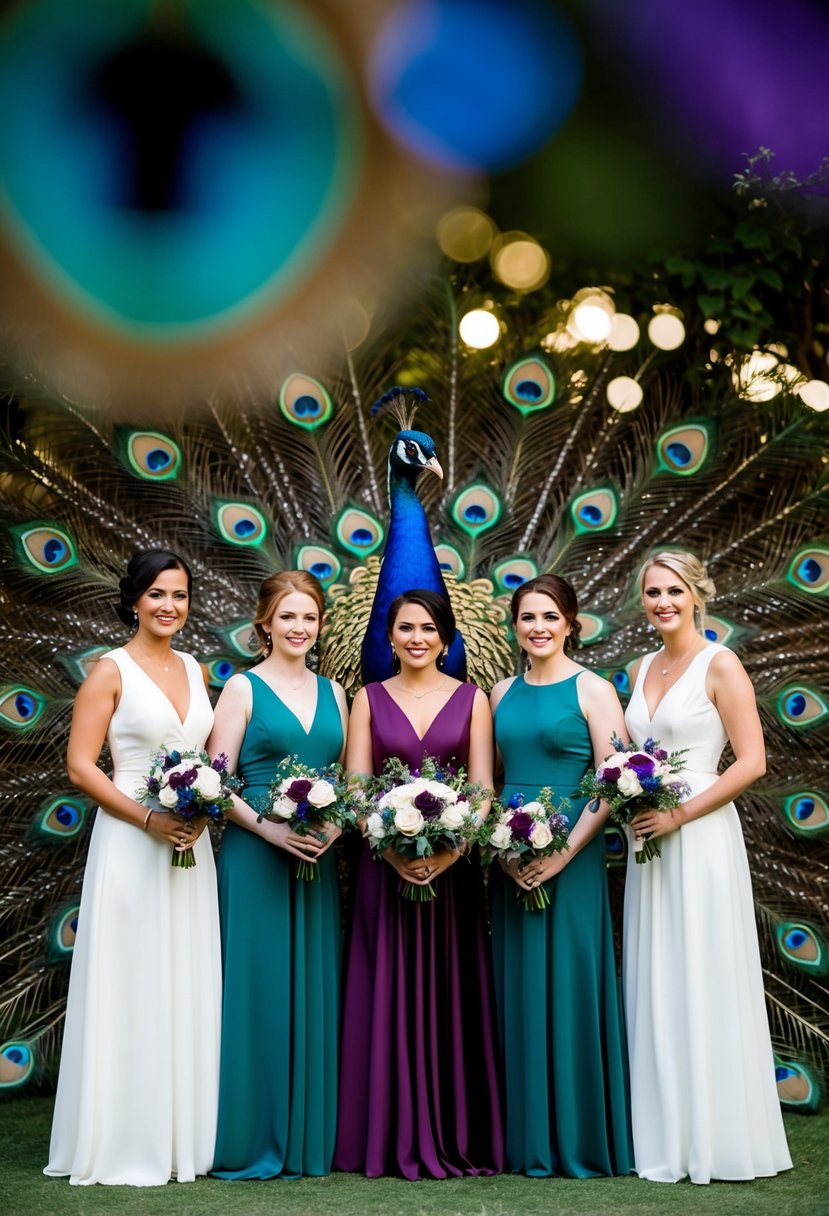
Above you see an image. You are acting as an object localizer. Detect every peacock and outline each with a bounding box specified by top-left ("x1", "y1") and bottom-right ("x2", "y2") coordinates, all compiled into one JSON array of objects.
[{"x1": 0, "y1": 267, "x2": 827, "y2": 1122}]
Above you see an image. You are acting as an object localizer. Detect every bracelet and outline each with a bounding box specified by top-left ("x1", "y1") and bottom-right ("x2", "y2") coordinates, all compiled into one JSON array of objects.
[{"x1": 142, "y1": 808, "x2": 154, "y2": 831}]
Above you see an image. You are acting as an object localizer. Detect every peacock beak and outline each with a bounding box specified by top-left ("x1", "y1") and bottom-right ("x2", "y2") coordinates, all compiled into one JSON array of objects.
[{"x1": 424, "y1": 457, "x2": 444, "y2": 479}]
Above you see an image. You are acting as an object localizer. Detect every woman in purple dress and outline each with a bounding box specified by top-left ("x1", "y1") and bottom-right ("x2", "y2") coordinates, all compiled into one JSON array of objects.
[{"x1": 334, "y1": 590, "x2": 504, "y2": 1179}]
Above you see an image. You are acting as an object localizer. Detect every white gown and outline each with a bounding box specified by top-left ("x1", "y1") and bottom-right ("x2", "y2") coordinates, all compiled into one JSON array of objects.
[
  {"x1": 45, "y1": 648, "x2": 222, "y2": 1186},
  {"x1": 623, "y1": 644, "x2": 791, "y2": 1184}
]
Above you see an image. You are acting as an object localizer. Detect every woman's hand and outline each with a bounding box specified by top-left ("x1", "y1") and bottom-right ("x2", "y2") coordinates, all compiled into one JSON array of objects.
[
  {"x1": 517, "y1": 850, "x2": 567, "y2": 887},
  {"x1": 631, "y1": 806, "x2": 682, "y2": 841},
  {"x1": 259, "y1": 818, "x2": 327, "y2": 863},
  {"x1": 311, "y1": 820, "x2": 342, "y2": 856},
  {"x1": 146, "y1": 811, "x2": 199, "y2": 850},
  {"x1": 382, "y1": 847, "x2": 458, "y2": 885}
]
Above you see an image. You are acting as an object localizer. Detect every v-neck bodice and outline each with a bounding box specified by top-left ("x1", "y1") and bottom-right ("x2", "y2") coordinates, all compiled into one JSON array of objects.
[
  {"x1": 626, "y1": 645, "x2": 728, "y2": 775},
  {"x1": 365, "y1": 681, "x2": 477, "y2": 773},
  {"x1": 237, "y1": 670, "x2": 343, "y2": 798},
  {"x1": 105, "y1": 647, "x2": 213, "y2": 785}
]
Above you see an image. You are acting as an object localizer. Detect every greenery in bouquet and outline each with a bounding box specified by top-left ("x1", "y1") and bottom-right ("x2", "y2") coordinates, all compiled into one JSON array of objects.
[
  {"x1": 257, "y1": 755, "x2": 357, "y2": 880},
  {"x1": 136, "y1": 747, "x2": 235, "y2": 869},
  {"x1": 361, "y1": 756, "x2": 491, "y2": 902},
  {"x1": 477, "y1": 789, "x2": 570, "y2": 911},
  {"x1": 578, "y1": 733, "x2": 690, "y2": 863}
]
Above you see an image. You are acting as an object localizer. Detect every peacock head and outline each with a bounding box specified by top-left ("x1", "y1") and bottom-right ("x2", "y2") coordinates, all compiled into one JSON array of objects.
[{"x1": 388, "y1": 430, "x2": 443, "y2": 485}]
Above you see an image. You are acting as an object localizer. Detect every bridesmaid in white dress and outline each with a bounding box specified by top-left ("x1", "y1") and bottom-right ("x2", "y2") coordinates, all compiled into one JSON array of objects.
[
  {"x1": 45, "y1": 550, "x2": 221, "y2": 1186},
  {"x1": 623, "y1": 550, "x2": 791, "y2": 1184}
]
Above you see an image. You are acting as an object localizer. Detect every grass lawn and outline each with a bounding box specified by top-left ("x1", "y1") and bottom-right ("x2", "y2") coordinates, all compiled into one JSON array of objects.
[{"x1": 1, "y1": 1098, "x2": 826, "y2": 1216}]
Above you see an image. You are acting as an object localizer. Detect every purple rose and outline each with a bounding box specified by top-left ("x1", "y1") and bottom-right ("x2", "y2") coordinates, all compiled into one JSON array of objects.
[
  {"x1": 600, "y1": 766, "x2": 621, "y2": 783},
  {"x1": 653, "y1": 747, "x2": 668, "y2": 761},
  {"x1": 627, "y1": 753, "x2": 656, "y2": 777},
  {"x1": 286, "y1": 778, "x2": 313, "y2": 802},
  {"x1": 508, "y1": 810, "x2": 534, "y2": 841},
  {"x1": 168, "y1": 766, "x2": 197, "y2": 789},
  {"x1": 413, "y1": 789, "x2": 443, "y2": 819}
]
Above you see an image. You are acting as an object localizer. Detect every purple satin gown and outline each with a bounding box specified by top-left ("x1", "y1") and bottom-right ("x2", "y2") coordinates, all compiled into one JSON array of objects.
[{"x1": 334, "y1": 682, "x2": 504, "y2": 1179}]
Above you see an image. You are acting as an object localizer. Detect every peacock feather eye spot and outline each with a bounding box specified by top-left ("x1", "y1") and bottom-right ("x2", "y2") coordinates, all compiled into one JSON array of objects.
[
  {"x1": 775, "y1": 1065, "x2": 795, "y2": 1082},
  {"x1": 0, "y1": 686, "x2": 46, "y2": 729},
  {"x1": 502, "y1": 355, "x2": 555, "y2": 414},
  {"x1": 48, "y1": 904, "x2": 81, "y2": 960},
  {"x1": 612, "y1": 671, "x2": 630, "y2": 694},
  {"x1": 433, "y1": 544, "x2": 465, "y2": 579},
  {"x1": 569, "y1": 487, "x2": 618, "y2": 534},
  {"x1": 704, "y1": 627, "x2": 717, "y2": 641},
  {"x1": 31, "y1": 796, "x2": 89, "y2": 842},
  {"x1": 775, "y1": 919, "x2": 826, "y2": 972},
  {"x1": 294, "y1": 544, "x2": 341, "y2": 588},
  {"x1": 780, "y1": 791, "x2": 827, "y2": 834},
  {"x1": 604, "y1": 825, "x2": 627, "y2": 865},
  {"x1": 656, "y1": 423, "x2": 710, "y2": 476},
  {"x1": 450, "y1": 483, "x2": 502, "y2": 537},
  {"x1": 0, "y1": 1042, "x2": 34, "y2": 1089},
  {"x1": 213, "y1": 502, "x2": 268, "y2": 547},
  {"x1": 279, "y1": 375, "x2": 334, "y2": 430},
  {"x1": 11, "y1": 523, "x2": 78, "y2": 574},
  {"x1": 776, "y1": 684, "x2": 827, "y2": 728},
  {"x1": 786, "y1": 546, "x2": 829, "y2": 594},
  {"x1": 774, "y1": 1058, "x2": 820, "y2": 1109},
  {"x1": 334, "y1": 507, "x2": 384, "y2": 557},
  {"x1": 120, "y1": 431, "x2": 182, "y2": 480}
]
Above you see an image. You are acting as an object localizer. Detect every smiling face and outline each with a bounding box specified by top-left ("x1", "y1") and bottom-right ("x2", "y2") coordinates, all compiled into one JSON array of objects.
[
  {"x1": 133, "y1": 567, "x2": 189, "y2": 638},
  {"x1": 389, "y1": 601, "x2": 444, "y2": 672},
  {"x1": 265, "y1": 590, "x2": 320, "y2": 661},
  {"x1": 514, "y1": 590, "x2": 571, "y2": 660},
  {"x1": 640, "y1": 564, "x2": 696, "y2": 636}
]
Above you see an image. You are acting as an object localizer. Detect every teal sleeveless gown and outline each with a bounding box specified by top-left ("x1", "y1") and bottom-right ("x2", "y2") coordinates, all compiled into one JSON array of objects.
[
  {"x1": 212, "y1": 672, "x2": 343, "y2": 1179},
  {"x1": 491, "y1": 673, "x2": 633, "y2": 1177}
]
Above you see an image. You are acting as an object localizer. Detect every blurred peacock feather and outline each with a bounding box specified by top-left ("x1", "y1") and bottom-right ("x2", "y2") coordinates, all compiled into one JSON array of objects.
[{"x1": 0, "y1": 271, "x2": 827, "y2": 1112}]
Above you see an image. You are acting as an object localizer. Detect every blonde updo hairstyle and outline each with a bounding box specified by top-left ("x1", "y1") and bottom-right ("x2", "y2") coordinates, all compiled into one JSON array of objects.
[
  {"x1": 253, "y1": 570, "x2": 326, "y2": 655},
  {"x1": 637, "y1": 551, "x2": 716, "y2": 633}
]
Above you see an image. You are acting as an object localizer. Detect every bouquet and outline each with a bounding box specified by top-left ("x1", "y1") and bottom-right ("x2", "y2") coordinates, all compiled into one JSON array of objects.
[
  {"x1": 362, "y1": 756, "x2": 490, "y2": 901},
  {"x1": 257, "y1": 756, "x2": 356, "y2": 880},
  {"x1": 137, "y1": 747, "x2": 235, "y2": 868},
  {"x1": 477, "y1": 789, "x2": 570, "y2": 911},
  {"x1": 578, "y1": 733, "x2": 690, "y2": 863}
]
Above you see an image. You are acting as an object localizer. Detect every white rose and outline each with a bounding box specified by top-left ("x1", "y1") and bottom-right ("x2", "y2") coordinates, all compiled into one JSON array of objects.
[
  {"x1": 394, "y1": 806, "x2": 425, "y2": 836},
  {"x1": 381, "y1": 787, "x2": 415, "y2": 813},
  {"x1": 269, "y1": 795, "x2": 296, "y2": 819},
  {"x1": 617, "y1": 767, "x2": 643, "y2": 798},
  {"x1": 307, "y1": 780, "x2": 337, "y2": 808},
  {"x1": 521, "y1": 800, "x2": 544, "y2": 817},
  {"x1": 366, "y1": 812, "x2": 386, "y2": 839},
  {"x1": 158, "y1": 784, "x2": 180, "y2": 809},
  {"x1": 192, "y1": 765, "x2": 221, "y2": 800},
  {"x1": 438, "y1": 804, "x2": 466, "y2": 830},
  {"x1": 530, "y1": 821, "x2": 553, "y2": 849},
  {"x1": 489, "y1": 821, "x2": 513, "y2": 850},
  {"x1": 424, "y1": 780, "x2": 456, "y2": 803}
]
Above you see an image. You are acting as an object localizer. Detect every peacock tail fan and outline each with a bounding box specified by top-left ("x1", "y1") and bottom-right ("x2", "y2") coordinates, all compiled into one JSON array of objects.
[{"x1": 1, "y1": 269, "x2": 827, "y2": 1096}]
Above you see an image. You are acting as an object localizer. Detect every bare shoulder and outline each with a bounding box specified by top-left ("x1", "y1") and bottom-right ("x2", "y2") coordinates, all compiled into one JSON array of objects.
[
  {"x1": 576, "y1": 666, "x2": 617, "y2": 699},
  {"x1": 79, "y1": 654, "x2": 121, "y2": 696},
  {"x1": 216, "y1": 671, "x2": 253, "y2": 707},
  {"x1": 707, "y1": 645, "x2": 754, "y2": 698},
  {"x1": 490, "y1": 675, "x2": 518, "y2": 711}
]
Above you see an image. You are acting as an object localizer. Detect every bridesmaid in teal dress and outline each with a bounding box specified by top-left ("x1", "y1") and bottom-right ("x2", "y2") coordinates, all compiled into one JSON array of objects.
[
  {"x1": 490, "y1": 575, "x2": 633, "y2": 1178},
  {"x1": 207, "y1": 571, "x2": 349, "y2": 1179}
]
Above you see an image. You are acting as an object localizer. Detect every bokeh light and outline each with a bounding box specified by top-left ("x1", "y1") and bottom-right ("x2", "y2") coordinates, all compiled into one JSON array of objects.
[
  {"x1": 796, "y1": 379, "x2": 829, "y2": 412},
  {"x1": 491, "y1": 232, "x2": 550, "y2": 291},
  {"x1": 648, "y1": 312, "x2": 685, "y2": 350},
  {"x1": 568, "y1": 290, "x2": 615, "y2": 344},
  {"x1": 733, "y1": 350, "x2": 782, "y2": 402},
  {"x1": 606, "y1": 376, "x2": 643, "y2": 412},
  {"x1": 436, "y1": 205, "x2": 496, "y2": 262},
  {"x1": 607, "y1": 313, "x2": 640, "y2": 352},
  {"x1": 459, "y1": 308, "x2": 501, "y2": 349}
]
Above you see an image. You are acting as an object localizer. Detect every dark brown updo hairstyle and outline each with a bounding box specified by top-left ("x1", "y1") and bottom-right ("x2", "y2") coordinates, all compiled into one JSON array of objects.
[
  {"x1": 386, "y1": 588, "x2": 456, "y2": 649},
  {"x1": 510, "y1": 574, "x2": 581, "y2": 650},
  {"x1": 253, "y1": 570, "x2": 326, "y2": 654},
  {"x1": 114, "y1": 549, "x2": 192, "y2": 627}
]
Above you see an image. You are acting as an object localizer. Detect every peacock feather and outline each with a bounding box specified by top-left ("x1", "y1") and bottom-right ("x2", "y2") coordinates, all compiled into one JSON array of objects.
[{"x1": 0, "y1": 267, "x2": 827, "y2": 1108}]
